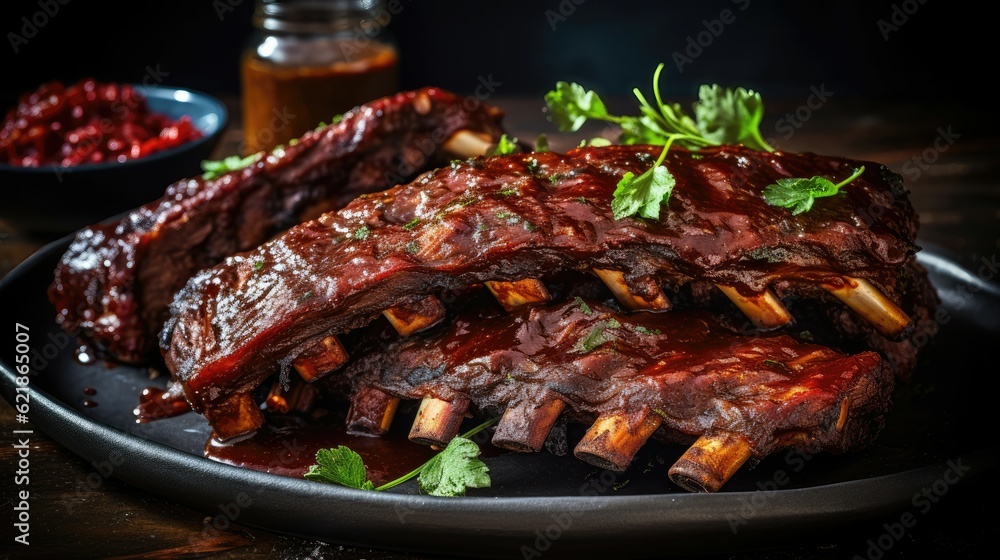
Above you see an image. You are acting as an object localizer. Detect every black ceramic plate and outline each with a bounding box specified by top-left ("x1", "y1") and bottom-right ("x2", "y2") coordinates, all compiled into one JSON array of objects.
[{"x1": 2, "y1": 239, "x2": 998, "y2": 558}]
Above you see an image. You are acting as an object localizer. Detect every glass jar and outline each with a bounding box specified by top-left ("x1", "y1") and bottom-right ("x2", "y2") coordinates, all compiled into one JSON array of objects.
[{"x1": 240, "y1": 0, "x2": 399, "y2": 154}]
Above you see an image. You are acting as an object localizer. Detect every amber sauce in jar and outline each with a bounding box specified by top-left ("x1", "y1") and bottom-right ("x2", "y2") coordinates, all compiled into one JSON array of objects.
[{"x1": 240, "y1": 1, "x2": 399, "y2": 154}]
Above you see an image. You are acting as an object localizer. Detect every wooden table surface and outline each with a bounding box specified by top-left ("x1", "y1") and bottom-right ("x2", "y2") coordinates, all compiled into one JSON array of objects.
[{"x1": 2, "y1": 97, "x2": 998, "y2": 559}]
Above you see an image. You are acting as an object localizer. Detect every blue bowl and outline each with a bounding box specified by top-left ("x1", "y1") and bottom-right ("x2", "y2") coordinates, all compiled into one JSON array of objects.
[{"x1": 0, "y1": 86, "x2": 227, "y2": 234}]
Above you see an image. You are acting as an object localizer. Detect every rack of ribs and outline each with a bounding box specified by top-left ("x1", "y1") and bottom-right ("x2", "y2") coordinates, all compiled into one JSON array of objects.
[
  {"x1": 332, "y1": 299, "x2": 892, "y2": 493},
  {"x1": 160, "y1": 144, "x2": 932, "y2": 447},
  {"x1": 48, "y1": 88, "x2": 506, "y2": 362}
]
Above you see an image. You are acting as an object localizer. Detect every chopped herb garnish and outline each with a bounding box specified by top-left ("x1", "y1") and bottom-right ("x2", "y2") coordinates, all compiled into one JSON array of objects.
[
  {"x1": 633, "y1": 326, "x2": 661, "y2": 335},
  {"x1": 762, "y1": 166, "x2": 866, "y2": 215},
  {"x1": 304, "y1": 418, "x2": 496, "y2": 497},
  {"x1": 523, "y1": 221, "x2": 538, "y2": 231},
  {"x1": 494, "y1": 211, "x2": 519, "y2": 225},
  {"x1": 405, "y1": 241, "x2": 420, "y2": 254},
  {"x1": 402, "y1": 218, "x2": 421, "y2": 230},
  {"x1": 524, "y1": 157, "x2": 540, "y2": 174},
  {"x1": 549, "y1": 173, "x2": 563, "y2": 184},
  {"x1": 534, "y1": 133, "x2": 549, "y2": 152},
  {"x1": 493, "y1": 134, "x2": 518, "y2": 156},
  {"x1": 200, "y1": 154, "x2": 260, "y2": 180},
  {"x1": 331, "y1": 114, "x2": 343, "y2": 124},
  {"x1": 575, "y1": 319, "x2": 621, "y2": 353},
  {"x1": 578, "y1": 137, "x2": 612, "y2": 147},
  {"x1": 498, "y1": 187, "x2": 518, "y2": 197},
  {"x1": 354, "y1": 225, "x2": 371, "y2": 240},
  {"x1": 763, "y1": 359, "x2": 787, "y2": 369},
  {"x1": 252, "y1": 261, "x2": 264, "y2": 271},
  {"x1": 574, "y1": 296, "x2": 592, "y2": 315}
]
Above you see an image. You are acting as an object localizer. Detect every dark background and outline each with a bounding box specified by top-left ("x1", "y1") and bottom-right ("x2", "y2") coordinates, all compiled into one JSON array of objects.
[{"x1": 0, "y1": 0, "x2": 984, "y2": 107}]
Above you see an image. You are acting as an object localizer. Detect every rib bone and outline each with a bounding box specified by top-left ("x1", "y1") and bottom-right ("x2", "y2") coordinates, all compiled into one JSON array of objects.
[
  {"x1": 715, "y1": 285, "x2": 793, "y2": 329},
  {"x1": 292, "y1": 335, "x2": 349, "y2": 382},
  {"x1": 346, "y1": 386, "x2": 400, "y2": 436},
  {"x1": 382, "y1": 295, "x2": 446, "y2": 336},
  {"x1": 485, "y1": 279, "x2": 551, "y2": 311},
  {"x1": 443, "y1": 130, "x2": 495, "y2": 159},
  {"x1": 203, "y1": 392, "x2": 263, "y2": 442},
  {"x1": 593, "y1": 269, "x2": 671, "y2": 311},
  {"x1": 823, "y1": 276, "x2": 910, "y2": 336},
  {"x1": 409, "y1": 396, "x2": 471, "y2": 447},
  {"x1": 668, "y1": 432, "x2": 752, "y2": 493},
  {"x1": 264, "y1": 378, "x2": 317, "y2": 414},
  {"x1": 492, "y1": 399, "x2": 566, "y2": 452},
  {"x1": 573, "y1": 412, "x2": 663, "y2": 472}
]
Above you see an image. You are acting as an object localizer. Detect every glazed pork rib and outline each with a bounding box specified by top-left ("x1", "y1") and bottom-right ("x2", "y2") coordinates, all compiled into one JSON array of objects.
[
  {"x1": 335, "y1": 299, "x2": 892, "y2": 493},
  {"x1": 48, "y1": 88, "x2": 505, "y2": 362},
  {"x1": 162, "y1": 144, "x2": 920, "y2": 437}
]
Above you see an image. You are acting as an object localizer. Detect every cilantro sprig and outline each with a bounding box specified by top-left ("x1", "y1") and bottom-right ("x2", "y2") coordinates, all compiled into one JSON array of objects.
[
  {"x1": 545, "y1": 63, "x2": 772, "y2": 151},
  {"x1": 546, "y1": 64, "x2": 776, "y2": 220},
  {"x1": 304, "y1": 417, "x2": 496, "y2": 497},
  {"x1": 762, "y1": 166, "x2": 866, "y2": 215}
]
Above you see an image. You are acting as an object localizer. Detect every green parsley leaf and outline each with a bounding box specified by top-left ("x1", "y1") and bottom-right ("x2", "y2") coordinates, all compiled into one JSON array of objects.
[
  {"x1": 402, "y1": 218, "x2": 421, "y2": 230},
  {"x1": 417, "y1": 437, "x2": 491, "y2": 497},
  {"x1": 611, "y1": 144, "x2": 676, "y2": 220},
  {"x1": 200, "y1": 154, "x2": 260, "y2": 180},
  {"x1": 633, "y1": 326, "x2": 661, "y2": 335},
  {"x1": 762, "y1": 166, "x2": 865, "y2": 215},
  {"x1": 331, "y1": 114, "x2": 343, "y2": 124},
  {"x1": 304, "y1": 446, "x2": 375, "y2": 490},
  {"x1": 574, "y1": 296, "x2": 592, "y2": 315},
  {"x1": 575, "y1": 319, "x2": 621, "y2": 353},
  {"x1": 497, "y1": 187, "x2": 517, "y2": 197},
  {"x1": 354, "y1": 225, "x2": 371, "y2": 240},
  {"x1": 693, "y1": 85, "x2": 773, "y2": 151},
  {"x1": 253, "y1": 261, "x2": 264, "y2": 271},
  {"x1": 545, "y1": 81, "x2": 613, "y2": 132},
  {"x1": 534, "y1": 133, "x2": 549, "y2": 152},
  {"x1": 493, "y1": 134, "x2": 518, "y2": 156}
]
